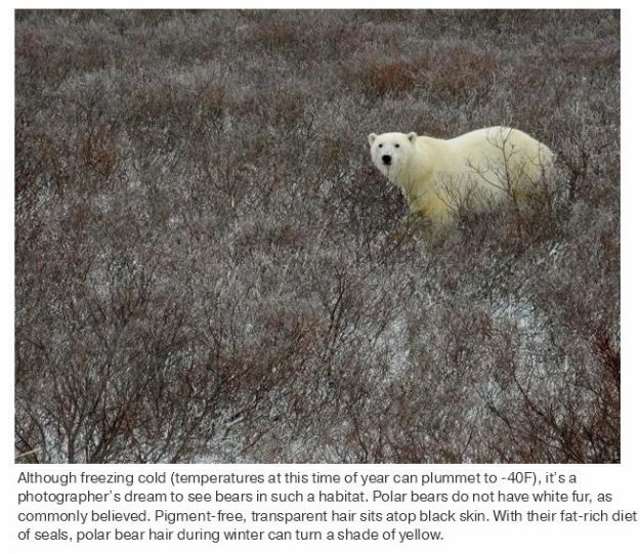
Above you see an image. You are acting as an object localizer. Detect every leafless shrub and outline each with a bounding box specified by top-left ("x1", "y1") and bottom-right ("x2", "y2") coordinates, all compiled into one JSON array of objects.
[
  {"x1": 15, "y1": 9, "x2": 619, "y2": 463},
  {"x1": 355, "y1": 61, "x2": 418, "y2": 98}
]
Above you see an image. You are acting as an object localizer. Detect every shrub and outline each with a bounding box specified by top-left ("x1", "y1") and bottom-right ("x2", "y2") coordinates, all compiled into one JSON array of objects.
[{"x1": 15, "y1": 9, "x2": 619, "y2": 463}]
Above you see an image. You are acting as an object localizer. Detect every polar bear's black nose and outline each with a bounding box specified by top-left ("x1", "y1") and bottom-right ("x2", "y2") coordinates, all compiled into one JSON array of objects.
[{"x1": 382, "y1": 155, "x2": 392, "y2": 165}]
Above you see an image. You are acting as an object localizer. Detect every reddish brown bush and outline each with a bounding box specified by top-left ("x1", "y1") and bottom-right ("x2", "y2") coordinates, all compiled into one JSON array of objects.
[{"x1": 15, "y1": 9, "x2": 619, "y2": 463}]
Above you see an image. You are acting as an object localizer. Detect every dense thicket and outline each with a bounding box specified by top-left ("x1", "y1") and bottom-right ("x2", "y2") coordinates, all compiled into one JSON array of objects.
[{"x1": 15, "y1": 10, "x2": 619, "y2": 463}]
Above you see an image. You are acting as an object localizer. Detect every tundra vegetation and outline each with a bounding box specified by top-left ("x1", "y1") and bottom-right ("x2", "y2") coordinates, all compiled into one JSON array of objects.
[{"x1": 15, "y1": 10, "x2": 619, "y2": 463}]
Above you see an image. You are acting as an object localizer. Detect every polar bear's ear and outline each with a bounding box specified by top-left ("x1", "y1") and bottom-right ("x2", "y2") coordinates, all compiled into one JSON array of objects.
[
  {"x1": 368, "y1": 133, "x2": 377, "y2": 146},
  {"x1": 407, "y1": 132, "x2": 417, "y2": 143}
]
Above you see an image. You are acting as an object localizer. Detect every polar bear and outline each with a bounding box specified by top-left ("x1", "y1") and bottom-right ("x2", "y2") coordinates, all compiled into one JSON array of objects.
[{"x1": 368, "y1": 127, "x2": 554, "y2": 226}]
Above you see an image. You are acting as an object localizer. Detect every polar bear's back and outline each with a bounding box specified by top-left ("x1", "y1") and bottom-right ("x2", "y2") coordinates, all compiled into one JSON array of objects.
[
  {"x1": 444, "y1": 126, "x2": 553, "y2": 189},
  {"x1": 448, "y1": 126, "x2": 552, "y2": 162}
]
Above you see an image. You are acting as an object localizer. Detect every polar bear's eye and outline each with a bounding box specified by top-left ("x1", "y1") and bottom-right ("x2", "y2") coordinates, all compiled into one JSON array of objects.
[
  {"x1": 378, "y1": 144, "x2": 383, "y2": 148},
  {"x1": 395, "y1": 144, "x2": 400, "y2": 148}
]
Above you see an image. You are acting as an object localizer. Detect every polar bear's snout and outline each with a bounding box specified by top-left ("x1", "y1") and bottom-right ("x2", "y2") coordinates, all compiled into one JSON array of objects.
[{"x1": 381, "y1": 154, "x2": 392, "y2": 166}]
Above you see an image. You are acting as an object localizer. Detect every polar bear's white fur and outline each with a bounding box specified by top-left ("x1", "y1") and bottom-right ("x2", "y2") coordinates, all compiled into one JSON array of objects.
[{"x1": 368, "y1": 127, "x2": 554, "y2": 226}]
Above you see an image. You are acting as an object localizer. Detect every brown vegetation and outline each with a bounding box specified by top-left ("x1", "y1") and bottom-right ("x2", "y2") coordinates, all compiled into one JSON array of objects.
[{"x1": 15, "y1": 10, "x2": 619, "y2": 463}]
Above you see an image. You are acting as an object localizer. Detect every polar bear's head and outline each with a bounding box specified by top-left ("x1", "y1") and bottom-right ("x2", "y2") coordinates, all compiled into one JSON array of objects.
[{"x1": 368, "y1": 132, "x2": 417, "y2": 179}]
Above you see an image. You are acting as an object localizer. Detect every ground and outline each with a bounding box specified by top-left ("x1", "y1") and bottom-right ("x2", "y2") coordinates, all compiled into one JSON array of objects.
[{"x1": 15, "y1": 10, "x2": 619, "y2": 463}]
